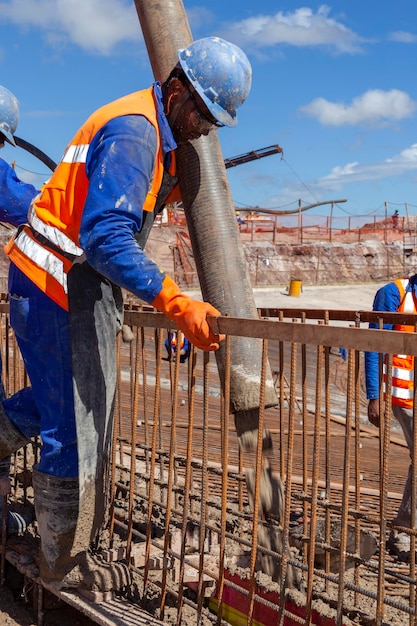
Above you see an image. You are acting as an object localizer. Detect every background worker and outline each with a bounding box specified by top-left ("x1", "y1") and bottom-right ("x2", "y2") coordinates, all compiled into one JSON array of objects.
[
  {"x1": 0, "y1": 85, "x2": 40, "y2": 534},
  {"x1": 365, "y1": 275, "x2": 417, "y2": 561},
  {"x1": 0, "y1": 86, "x2": 39, "y2": 227},
  {"x1": 1, "y1": 37, "x2": 252, "y2": 591},
  {"x1": 164, "y1": 330, "x2": 191, "y2": 363}
]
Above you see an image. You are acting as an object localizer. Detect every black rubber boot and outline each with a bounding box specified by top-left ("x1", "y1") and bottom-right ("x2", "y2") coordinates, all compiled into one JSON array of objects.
[
  {"x1": 0, "y1": 403, "x2": 30, "y2": 460},
  {"x1": 32, "y1": 467, "x2": 130, "y2": 592}
]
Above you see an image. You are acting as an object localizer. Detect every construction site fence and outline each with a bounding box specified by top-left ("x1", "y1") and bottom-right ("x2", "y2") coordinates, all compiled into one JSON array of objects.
[
  {"x1": 237, "y1": 214, "x2": 408, "y2": 245},
  {"x1": 160, "y1": 207, "x2": 413, "y2": 245},
  {"x1": 2, "y1": 300, "x2": 417, "y2": 626},
  {"x1": 168, "y1": 214, "x2": 417, "y2": 290}
]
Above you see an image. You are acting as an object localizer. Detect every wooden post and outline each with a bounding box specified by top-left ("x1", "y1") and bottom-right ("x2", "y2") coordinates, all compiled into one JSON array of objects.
[
  {"x1": 405, "y1": 202, "x2": 411, "y2": 234},
  {"x1": 329, "y1": 202, "x2": 334, "y2": 243},
  {"x1": 272, "y1": 215, "x2": 277, "y2": 244}
]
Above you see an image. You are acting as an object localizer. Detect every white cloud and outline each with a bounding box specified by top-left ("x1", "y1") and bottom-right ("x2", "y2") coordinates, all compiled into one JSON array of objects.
[
  {"x1": 261, "y1": 144, "x2": 417, "y2": 206},
  {"x1": 0, "y1": 0, "x2": 140, "y2": 54},
  {"x1": 221, "y1": 5, "x2": 365, "y2": 54},
  {"x1": 320, "y1": 144, "x2": 417, "y2": 188},
  {"x1": 300, "y1": 89, "x2": 417, "y2": 126},
  {"x1": 388, "y1": 31, "x2": 417, "y2": 44},
  {"x1": 0, "y1": 3, "x2": 369, "y2": 57}
]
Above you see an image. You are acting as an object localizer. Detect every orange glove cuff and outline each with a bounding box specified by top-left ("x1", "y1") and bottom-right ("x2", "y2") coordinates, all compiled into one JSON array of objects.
[
  {"x1": 152, "y1": 275, "x2": 224, "y2": 351},
  {"x1": 151, "y1": 275, "x2": 183, "y2": 314}
]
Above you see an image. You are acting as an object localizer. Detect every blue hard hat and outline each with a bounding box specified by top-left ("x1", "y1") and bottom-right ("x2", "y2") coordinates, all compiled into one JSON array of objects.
[
  {"x1": 178, "y1": 37, "x2": 252, "y2": 128},
  {"x1": 0, "y1": 85, "x2": 19, "y2": 146}
]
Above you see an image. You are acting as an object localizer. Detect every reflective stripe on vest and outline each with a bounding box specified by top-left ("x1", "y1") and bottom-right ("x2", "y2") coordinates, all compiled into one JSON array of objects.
[
  {"x1": 62, "y1": 144, "x2": 89, "y2": 164},
  {"x1": 28, "y1": 205, "x2": 84, "y2": 258},
  {"x1": 384, "y1": 364, "x2": 414, "y2": 381},
  {"x1": 384, "y1": 384, "x2": 414, "y2": 401},
  {"x1": 6, "y1": 228, "x2": 73, "y2": 309},
  {"x1": 14, "y1": 229, "x2": 68, "y2": 290}
]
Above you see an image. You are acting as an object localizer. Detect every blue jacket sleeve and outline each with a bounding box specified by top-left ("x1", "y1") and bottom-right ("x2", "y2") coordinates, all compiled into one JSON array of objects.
[
  {"x1": 79, "y1": 115, "x2": 166, "y2": 304},
  {"x1": 364, "y1": 282, "x2": 400, "y2": 400},
  {"x1": 0, "y1": 158, "x2": 38, "y2": 227}
]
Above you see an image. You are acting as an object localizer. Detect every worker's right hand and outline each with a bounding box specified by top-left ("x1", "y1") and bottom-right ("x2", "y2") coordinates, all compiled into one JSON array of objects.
[
  {"x1": 152, "y1": 275, "x2": 225, "y2": 351},
  {"x1": 367, "y1": 398, "x2": 380, "y2": 428},
  {"x1": 0, "y1": 475, "x2": 11, "y2": 496}
]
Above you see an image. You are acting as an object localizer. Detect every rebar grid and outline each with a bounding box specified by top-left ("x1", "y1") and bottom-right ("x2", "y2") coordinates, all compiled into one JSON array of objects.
[
  {"x1": 106, "y1": 307, "x2": 417, "y2": 625},
  {"x1": 1, "y1": 304, "x2": 417, "y2": 625}
]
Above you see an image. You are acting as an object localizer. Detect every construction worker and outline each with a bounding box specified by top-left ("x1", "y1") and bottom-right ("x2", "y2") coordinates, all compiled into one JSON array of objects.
[
  {"x1": 365, "y1": 275, "x2": 417, "y2": 561},
  {"x1": 0, "y1": 85, "x2": 40, "y2": 535},
  {"x1": 165, "y1": 330, "x2": 191, "y2": 363},
  {"x1": 1, "y1": 37, "x2": 252, "y2": 591},
  {"x1": 0, "y1": 85, "x2": 38, "y2": 230}
]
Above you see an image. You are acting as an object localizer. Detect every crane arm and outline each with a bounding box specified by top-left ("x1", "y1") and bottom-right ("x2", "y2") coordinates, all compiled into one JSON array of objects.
[{"x1": 224, "y1": 144, "x2": 283, "y2": 169}]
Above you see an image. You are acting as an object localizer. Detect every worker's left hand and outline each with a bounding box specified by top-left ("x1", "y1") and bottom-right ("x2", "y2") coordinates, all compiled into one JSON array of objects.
[
  {"x1": 367, "y1": 398, "x2": 380, "y2": 428},
  {"x1": 0, "y1": 475, "x2": 11, "y2": 496},
  {"x1": 174, "y1": 299, "x2": 225, "y2": 351}
]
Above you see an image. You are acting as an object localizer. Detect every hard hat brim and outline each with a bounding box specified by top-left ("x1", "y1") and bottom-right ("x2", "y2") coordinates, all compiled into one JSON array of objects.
[{"x1": 0, "y1": 128, "x2": 16, "y2": 147}]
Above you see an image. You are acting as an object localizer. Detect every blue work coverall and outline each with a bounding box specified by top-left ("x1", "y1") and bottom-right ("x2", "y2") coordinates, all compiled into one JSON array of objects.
[
  {"x1": 364, "y1": 276, "x2": 417, "y2": 533},
  {"x1": 364, "y1": 278, "x2": 417, "y2": 399},
  {"x1": 0, "y1": 158, "x2": 41, "y2": 483}
]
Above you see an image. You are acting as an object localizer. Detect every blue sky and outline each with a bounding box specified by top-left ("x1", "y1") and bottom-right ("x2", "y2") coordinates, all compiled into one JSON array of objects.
[{"x1": 1, "y1": 1, "x2": 416, "y2": 221}]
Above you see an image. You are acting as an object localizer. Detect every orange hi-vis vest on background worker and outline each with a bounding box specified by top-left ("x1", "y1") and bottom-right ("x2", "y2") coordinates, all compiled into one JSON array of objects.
[
  {"x1": 383, "y1": 278, "x2": 417, "y2": 408},
  {"x1": 5, "y1": 87, "x2": 177, "y2": 311}
]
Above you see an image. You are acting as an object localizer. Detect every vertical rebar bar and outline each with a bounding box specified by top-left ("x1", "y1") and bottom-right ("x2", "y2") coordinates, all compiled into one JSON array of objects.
[
  {"x1": 176, "y1": 338, "x2": 197, "y2": 625},
  {"x1": 143, "y1": 328, "x2": 163, "y2": 596},
  {"x1": 197, "y1": 349, "x2": 210, "y2": 622},
  {"x1": 376, "y1": 353, "x2": 393, "y2": 623},
  {"x1": 215, "y1": 334, "x2": 231, "y2": 625},
  {"x1": 247, "y1": 338, "x2": 268, "y2": 626},
  {"x1": 305, "y1": 338, "x2": 324, "y2": 624},
  {"x1": 336, "y1": 348, "x2": 354, "y2": 624},
  {"x1": 278, "y1": 330, "x2": 297, "y2": 625}
]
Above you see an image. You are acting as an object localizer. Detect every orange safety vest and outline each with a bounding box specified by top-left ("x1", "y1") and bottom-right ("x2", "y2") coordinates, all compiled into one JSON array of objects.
[
  {"x1": 169, "y1": 331, "x2": 186, "y2": 354},
  {"x1": 5, "y1": 87, "x2": 178, "y2": 311},
  {"x1": 383, "y1": 278, "x2": 417, "y2": 408}
]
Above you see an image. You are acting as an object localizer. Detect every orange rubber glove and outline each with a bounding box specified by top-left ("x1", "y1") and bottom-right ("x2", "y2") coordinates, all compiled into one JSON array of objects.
[{"x1": 152, "y1": 276, "x2": 225, "y2": 351}]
